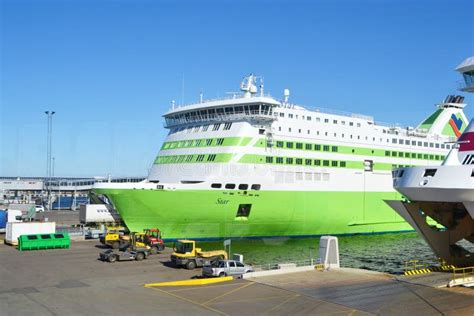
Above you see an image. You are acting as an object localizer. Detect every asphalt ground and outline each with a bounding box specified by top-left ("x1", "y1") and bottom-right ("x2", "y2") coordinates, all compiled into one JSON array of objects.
[{"x1": 0, "y1": 240, "x2": 473, "y2": 315}]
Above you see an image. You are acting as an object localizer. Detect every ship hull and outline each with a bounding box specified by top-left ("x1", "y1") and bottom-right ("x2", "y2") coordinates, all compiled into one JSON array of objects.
[{"x1": 94, "y1": 188, "x2": 412, "y2": 240}]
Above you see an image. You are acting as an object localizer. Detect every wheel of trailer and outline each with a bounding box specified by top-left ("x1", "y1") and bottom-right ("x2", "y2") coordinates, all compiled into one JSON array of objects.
[
  {"x1": 112, "y1": 241, "x2": 120, "y2": 249},
  {"x1": 135, "y1": 252, "x2": 145, "y2": 261},
  {"x1": 219, "y1": 272, "x2": 226, "y2": 277},
  {"x1": 150, "y1": 246, "x2": 158, "y2": 255},
  {"x1": 157, "y1": 244, "x2": 165, "y2": 252},
  {"x1": 108, "y1": 255, "x2": 117, "y2": 263},
  {"x1": 185, "y1": 261, "x2": 196, "y2": 270}
]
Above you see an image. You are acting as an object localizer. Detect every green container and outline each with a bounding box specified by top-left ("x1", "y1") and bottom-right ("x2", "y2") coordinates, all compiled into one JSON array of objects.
[{"x1": 18, "y1": 232, "x2": 70, "y2": 251}]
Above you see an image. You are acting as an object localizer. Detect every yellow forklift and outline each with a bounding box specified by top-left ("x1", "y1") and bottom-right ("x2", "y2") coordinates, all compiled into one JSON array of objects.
[
  {"x1": 170, "y1": 240, "x2": 227, "y2": 269},
  {"x1": 99, "y1": 226, "x2": 128, "y2": 249}
]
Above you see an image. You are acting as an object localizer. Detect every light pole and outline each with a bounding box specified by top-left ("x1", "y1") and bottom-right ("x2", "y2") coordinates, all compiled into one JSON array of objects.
[{"x1": 45, "y1": 111, "x2": 55, "y2": 210}]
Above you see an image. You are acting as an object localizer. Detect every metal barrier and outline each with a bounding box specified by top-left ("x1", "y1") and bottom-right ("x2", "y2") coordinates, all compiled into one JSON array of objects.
[
  {"x1": 451, "y1": 266, "x2": 474, "y2": 285},
  {"x1": 18, "y1": 233, "x2": 70, "y2": 251},
  {"x1": 251, "y1": 259, "x2": 315, "y2": 271},
  {"x1": 404, "y1": 259, "x2": 454, "y2": 276}
]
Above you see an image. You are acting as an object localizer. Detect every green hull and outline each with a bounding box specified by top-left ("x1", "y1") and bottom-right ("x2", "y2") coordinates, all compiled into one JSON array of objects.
[{"x1": 94, "y1": 188, "x2": 412, "y2": 240}]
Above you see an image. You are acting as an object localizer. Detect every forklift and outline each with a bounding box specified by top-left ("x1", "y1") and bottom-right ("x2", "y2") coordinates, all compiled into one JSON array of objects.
[{"x1": 99, "y1": 233, "x2": 150, "y2": 263}]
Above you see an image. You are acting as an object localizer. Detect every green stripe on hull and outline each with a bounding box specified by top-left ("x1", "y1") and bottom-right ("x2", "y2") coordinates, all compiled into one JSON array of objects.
[{"x1": 94, "y1": 189, "x2": 411, "y2": 239}]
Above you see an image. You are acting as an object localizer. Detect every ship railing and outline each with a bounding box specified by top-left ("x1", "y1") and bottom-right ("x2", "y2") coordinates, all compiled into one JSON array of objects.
[
  {"x1": 284, "y1": 104, "x2": 374, "y2": 122},
  {"x1": 172, "y1": 93, "x2": 275, "y2": 109},
  {"x1": 164, "y1": 111, "x2": 276, "y2": 128}
]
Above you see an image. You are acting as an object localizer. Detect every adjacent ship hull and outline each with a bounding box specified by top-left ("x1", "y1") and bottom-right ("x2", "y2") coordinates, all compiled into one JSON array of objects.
[{"x1": 94, "y1": 188, "x2": 411, "y2": 239}]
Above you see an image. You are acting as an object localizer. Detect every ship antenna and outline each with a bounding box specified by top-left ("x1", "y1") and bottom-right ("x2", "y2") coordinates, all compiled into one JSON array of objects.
[
  {"x1": 199, "y1": 90, "x2": 203, "y2": 103},
  {"x1": 260, "y1": 77, "x2": 264, "y2": 97}
]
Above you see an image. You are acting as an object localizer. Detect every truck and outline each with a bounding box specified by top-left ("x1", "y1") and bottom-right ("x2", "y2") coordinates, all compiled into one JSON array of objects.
[
  {"x1": 133, "y1": 229, "x2": 165, "y2": 254},
  {"x1": 79, "y1": 204, "x2": 120, "y2": 224},
  {"x1": 99, "y1": 226, "x2": 128, "y2": 249},
  {"x1": 99, "y1": 233, "x2": 150, "y2": 263},
  {"x1": 170, "y1": 240, "x2": 228, "y2": 270}
]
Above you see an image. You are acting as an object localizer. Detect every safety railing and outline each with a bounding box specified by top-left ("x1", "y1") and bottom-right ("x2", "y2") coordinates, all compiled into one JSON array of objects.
[
  {"x1": 251, "y1": 258, "x2": 316, "y2": 271},
  {"x1": 451, "y1": 266, "x2": 474, "y2": 285}
]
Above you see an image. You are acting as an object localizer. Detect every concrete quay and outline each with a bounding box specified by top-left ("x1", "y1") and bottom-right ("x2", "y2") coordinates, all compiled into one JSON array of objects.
[{"x1": 0, "y1": 240, "x2": 473, "y2": 315}]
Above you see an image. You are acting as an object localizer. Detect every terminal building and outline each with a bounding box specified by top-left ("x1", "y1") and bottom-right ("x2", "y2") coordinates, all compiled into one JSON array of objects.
[{"x1": 0, "y1": 176, "x2": 145, "y2": 209}]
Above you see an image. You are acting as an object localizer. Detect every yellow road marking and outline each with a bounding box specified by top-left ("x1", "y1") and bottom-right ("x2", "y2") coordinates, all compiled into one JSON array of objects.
[
  {"x1": 148, "y1": 286, "x2": 228, "y2": 315},
  {"x1": 210, "y1": 294, "x2": 295, "y2": 306},
  {"x1": 202, "y1": 281, "x2": 254, "y2": 305},
  {"x1": 261, "y1": 294, "x2": 300, "y2": 315},
  {"x1": 168, "y1": 281, "x2": 246, "y2": 293},
  {"x1": 145, "y1": 276, "x2": 233, "y2": 287}
]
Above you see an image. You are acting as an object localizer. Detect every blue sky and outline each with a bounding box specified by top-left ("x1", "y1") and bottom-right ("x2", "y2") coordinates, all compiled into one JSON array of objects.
[{"x1": 1, "y1": 0, "x2": 473, "y2": 177}]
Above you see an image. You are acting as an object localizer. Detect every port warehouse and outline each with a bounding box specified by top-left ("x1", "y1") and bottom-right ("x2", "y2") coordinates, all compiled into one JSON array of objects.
[{"x1": 0, "y1": 176, "x2": 145, "y2": 207}]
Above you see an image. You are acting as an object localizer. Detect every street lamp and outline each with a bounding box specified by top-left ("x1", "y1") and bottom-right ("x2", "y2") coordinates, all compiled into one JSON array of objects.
[{"x1": 45, "y1": 111, "x2": 55, "y2": 210}]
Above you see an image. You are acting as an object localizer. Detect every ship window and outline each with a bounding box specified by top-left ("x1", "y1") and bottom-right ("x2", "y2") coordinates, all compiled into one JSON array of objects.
[
  {"x1": 278, "y1": 126, "x2": 282, "y2": 131},
  {"x1": 357, "y1": 123, "x2": 361, "y2": 127},
  {"x1": 471, "y1": 170, "x2": 474, "y2": 177},
  {"x1": 296, "y1": 158, "x2": 302, "y2": 165},
  {"x1": 332, "y1": 146, "x2": 338, "y2": 152},
  {"x1": 196, "y1": 155, "x2": 205, "y2": 162},
  {"x1": 236, "y1": 204, "x2": 251, "y2": 217},
  {"x1": 194, "y1": 139, "x2": 202, "y2": 146},
  {"x1": 259, "y1": 128, "x2": 265, "y2": 135},
  {"x1": 206, "y1": 139, "x2": 213, "y2": 146},
  {"x1": 323, "y1": 160, "x2": 329, "y2": 166},
  {"x1": 216, "y1": 138, "x2": 224, "y2": 145},
  {"x1": 391, "y1": 151, "x2": 397, "y2": 157},
  {"x1": 202, "y1": 125, "x2": 209, "y2": 132},
  {"x1": 411, "y1": 153, "x2": 416, "y2": 158},
  {"x1": 305, "y1": 144, "x2": 312, "y2": 150},
  {"x1": 238, "y1": 184, "x2": 249, "y2": 190},
  {"x1": 441, "y1": 144, "x2": 445, "y2": 149},
  {"x1": 276, "y1": 141, "x2": 283, "y2": 148},
  {"x1": 324, "y1": 118, "x2": 329, "y2": 123},
  {"x1": 224, "y1": 123, "x2": 232, "y2": 130},
  {"x1": 307, "y1": 116, "x2": 312, "y2": 121},
  {"x1": 276, "y1": 157, "x2": 284, "y2": 164},
  {"x1": 296, "y1": 143, "x2": 303, "y2": 149},
  {"x1": 225, "y1": 183, "x2": 236, "y2": 189},
  {"x1": 212, "y1": 124, "x2": 221, "y2": 131},
  {"x1": 405, "y1": 140, "x2": 409, "y2": 145},
  {"x1": 435, "y1": 143, "x2": 439, "y2": 149},
  {"x1": 435, "y1": 155, "x2": 440, "y2": 160},
  {"x1": 349, "y1": 122, "x2": 354, "y2": 126},
  {"x1": 385, "y1": 151, "x2": 390, "y2": 156},
  {"x1": 289, "y1": 114, "x2": 293, "y2": 118},
  {"x1": 423, "y1": 142, "x2": 428, "y2": 147},
  {"x1": 340, "y1": 161, "x2": 346, "y2": 167},
  {"x1": 314, "y1": 159, "x2": 321, "y2": 166},
  {"x1": 316, "y1": 117, "x2": 321, "y2": 122},
  {"x1": 286, "y1": 142, "x2": 293, "y2": 148},
  {"x1": 333, "y1": 120, "x2": 337, "y2": 124},
  {"x1": 286, "y1": 158, "x2": 293, "y2": 164},
  {"x1": 298, "y1": 129, "x2": 302, "y2": 133},
  {"x1": 305, "y1": 159, "x2": 312, "y2": 165},
  {"x1": 411, "y1": 141, "x2": 416, "y2": 145},
  {"x1": 392, "y1": 139, "x2": 397, "y2": 144},
  {"x1": 417, "y1": 154, "x2": 422, "y2": 159},
  {"x1": 315, "y1": 144, "x2": 321, "y2": 151},
  {"x1": 423, "y1": 169, "x2": 437, "y2": 177},
  {"x1": 398, "y1": 139, "x2": 403, "y2": 144},
  {"x1": 266, "y1": 156, "x2": 273, "y2": 163},
  {"x1": 251, "y1": 184, "x2": 261, "y2": 190},
  {"x1": 429, "y1": 143, "x2": 434, "y2": 148},
  {"x1": 398, "y1": 152, "x2": 403, "y2": 157},
  {"x1": 289, "y1": 128, "x2": 292, "y2": 132},
  {"x1": 429, "y1": 155, "x2": 434, "y2": 160},
  {"x1": 404, "y1": 152, "x2": 410, "y2": 158},
  {"x1": 323, "y1": 145, "x2": 329, "y2": 152},
  {"x1": 279, "y1": 113, "x2": 284, "y2": 117}
]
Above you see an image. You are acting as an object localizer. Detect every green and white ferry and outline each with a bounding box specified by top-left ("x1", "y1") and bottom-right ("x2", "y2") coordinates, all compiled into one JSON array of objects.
[{"x1": 94, "y1": 75, "x2": 469, "y2": 239}]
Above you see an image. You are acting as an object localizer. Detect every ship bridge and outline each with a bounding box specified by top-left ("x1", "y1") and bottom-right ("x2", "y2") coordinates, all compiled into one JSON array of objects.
[{"x1": 163, "y1": 75, "x2": 280, "y2": 128}]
